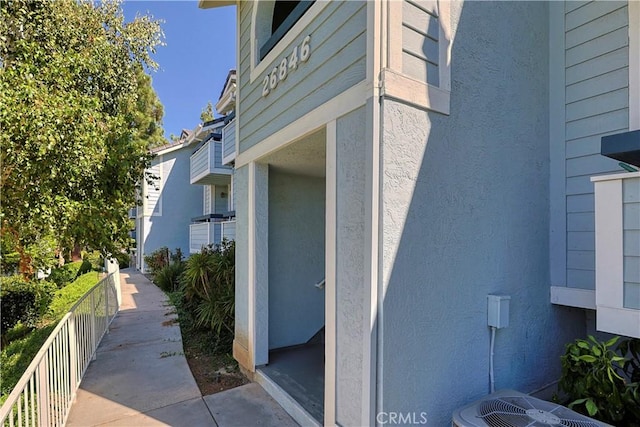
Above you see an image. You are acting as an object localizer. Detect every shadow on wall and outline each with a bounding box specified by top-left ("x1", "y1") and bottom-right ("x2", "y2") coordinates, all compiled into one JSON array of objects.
[
  {"x1": 145, "y1": 150, "x2": 202, "y2": 262},
  {"x1": 379, "y1": 2, "x2": 586, "y2": 425}
]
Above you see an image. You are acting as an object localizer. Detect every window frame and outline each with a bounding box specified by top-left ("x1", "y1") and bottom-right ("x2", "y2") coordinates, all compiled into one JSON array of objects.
[
  {"x1": 259, "y1": 1, "x2": 314, "y2": 61},
  {"x1": 249, "y1": 0, "x2": 329, "y2": 84}
]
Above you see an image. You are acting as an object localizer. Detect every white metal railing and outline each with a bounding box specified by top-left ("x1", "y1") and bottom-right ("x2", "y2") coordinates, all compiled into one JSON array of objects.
[{"x1": 0, "y1": 271, "x2": 120, "y2": 427}]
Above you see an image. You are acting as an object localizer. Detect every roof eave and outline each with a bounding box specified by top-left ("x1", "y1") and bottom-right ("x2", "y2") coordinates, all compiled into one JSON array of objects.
[{"x1": 198, "y1": 0, "x2": 235, "y2": 9}]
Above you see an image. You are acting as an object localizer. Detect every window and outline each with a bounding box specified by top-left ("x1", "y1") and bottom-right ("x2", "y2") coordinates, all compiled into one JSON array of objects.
[
  {"x1": 250, "y1": 0, "x2": 327, "y2": 83},
  {"x1": 259, "y1": 1, "x2": 314, "y2": 60}
]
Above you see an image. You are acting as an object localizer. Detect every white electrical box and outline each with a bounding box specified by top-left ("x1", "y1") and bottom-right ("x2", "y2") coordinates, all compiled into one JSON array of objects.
[{"x1": 487, "y1": 294, "x2": 510, "y2": 328}]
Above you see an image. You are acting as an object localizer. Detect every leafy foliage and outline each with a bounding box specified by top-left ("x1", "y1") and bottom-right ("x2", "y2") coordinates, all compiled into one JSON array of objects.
[
  {"x1": 200, "y1": 101, "x2": 215, "y2": 123},
  {"x1": 144, "y1": 246, "x2": 170, "y2": 274},
  {"x1": 83, "y1": 250, "x2": 104, "y2": 271},
  {"x1": 1, "y1": 271, "x2": 101, "y2": 401},
  {"x1": 180, "y1": 240, "x2": 235, "y2": 348},
  {"x1": 0, "y1": 276, "x2": 55, "y2": 333},
  {"x1": 154, "y1": 261, "x2": 185, "y2": 293},
  {"x1": 558, "y1": 335, "x2": 640, "y2": 425},
  {"x1": 47, "y1": 260, "x2": 85, "y2": 288},
  {"x1": 0, "y1": 0, "x2": 165, "y2": 273}
]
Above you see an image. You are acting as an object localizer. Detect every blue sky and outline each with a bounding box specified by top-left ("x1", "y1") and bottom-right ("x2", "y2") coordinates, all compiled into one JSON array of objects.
[{"x1": 122, "y1": 1, "x2": 236, "y2": 140}]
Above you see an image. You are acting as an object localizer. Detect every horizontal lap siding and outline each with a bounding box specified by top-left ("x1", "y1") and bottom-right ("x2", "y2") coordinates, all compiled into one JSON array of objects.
[
  {"x1": 223, "y1": 120, "x2": 236, "y2": 160},
  {"x1": 213, "y1": 223, "x2": 222, "y2": 245},
  {"x1": 145, "y1": 162, "x2": 162, "y2": 216},
  {"x1": 191, "y1": 147, "x2": 208, "y2": 181},
  {"x1": 213, "y1": 142, "x2": 225, "y2": 169},
  {"x1": 223, "y1": 221, "x2": 236, "y2": 241},
  {"x1": 204, "y1": 186, "x2": 211, "y2": 215},
  {"x1": 190, "y1": 224, "x2": 210, "y2": 251},
  {"x1": 564, "y1": 1, "x2": 629, "y2": 289},
  {"x1": 402, "y1": 0, "x2": 439, "y2": 85},
  {"x1": 238, "y1": 1, "x2": 366, "y2": 153},
  {"x1": 624, "y1": 178, "x2": 640, "y2": 308}
]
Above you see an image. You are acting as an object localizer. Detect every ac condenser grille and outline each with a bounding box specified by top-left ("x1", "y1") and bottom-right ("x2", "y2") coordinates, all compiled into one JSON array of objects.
[{"x1": 477, "y1": 397, "x2": 604, "y2": 427}]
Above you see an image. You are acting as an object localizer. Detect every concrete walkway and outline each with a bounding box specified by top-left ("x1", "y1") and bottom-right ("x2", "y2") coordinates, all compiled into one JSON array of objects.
[{"x1": 67, "y1": 268, "x2": 298, "y2": 427}]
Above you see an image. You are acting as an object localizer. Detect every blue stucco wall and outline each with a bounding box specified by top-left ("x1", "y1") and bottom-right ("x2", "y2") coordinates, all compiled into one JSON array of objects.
[
  {"x1": 335, "y1": 106, "x2": 367, "y2": 427},
  {"x1": 379, "y1": 2, "x2": 585, "y2": 425},
  {"x1": 268, "y1": 170, "x2": 325, "y2": 349},
  {"x1": 234, "y1": 165, "x2": 250, "y2": 351},
  {"x1": 142, "y1": 148, "x2": 202, "y2": 264}
]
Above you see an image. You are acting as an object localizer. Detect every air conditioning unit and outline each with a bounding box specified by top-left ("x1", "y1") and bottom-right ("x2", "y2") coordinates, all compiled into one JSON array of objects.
[{"x1": 452, "y1": 389, "x2": 610, "y2": 427}]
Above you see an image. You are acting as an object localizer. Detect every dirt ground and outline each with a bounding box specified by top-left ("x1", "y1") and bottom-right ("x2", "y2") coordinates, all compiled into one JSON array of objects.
[{"x1": 184, "y1": 346, "x2": 248, "y2": 395}]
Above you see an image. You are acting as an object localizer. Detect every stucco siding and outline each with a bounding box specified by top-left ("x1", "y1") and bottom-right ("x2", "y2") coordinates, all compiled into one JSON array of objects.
[
  {"x1": 335, "y1": 106, "x2": 366, "y2": 427},
  {"x1": 563, "y1": 1, "x2": 629, "y2": 289},
  {"x1": 380, "y1": 2, "x2": 584, "y2": 425},
  {"x1": 234, "y1": 165, "x2": 249, "y2": 350},
  {"x1": 141, "y1": 148, "x2": 201, "y2": 268},
  {"x1": 268, "y1": 170, "x2": 325, "y2": 349},
  {"x1": 624, "y1": 177, "x2": 640, "y2": 309},
  {"x1": 238, "y1": 1, "x2": 366, "y2": 153}
]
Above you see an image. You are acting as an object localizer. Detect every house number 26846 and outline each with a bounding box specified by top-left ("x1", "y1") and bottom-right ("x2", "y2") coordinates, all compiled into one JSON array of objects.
[{"x1": 262, "y1": 35, "x2": 311, "y2": 97}]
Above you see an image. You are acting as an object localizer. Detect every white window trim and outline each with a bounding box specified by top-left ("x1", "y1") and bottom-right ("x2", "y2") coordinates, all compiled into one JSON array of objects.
[
  {"x1": 249, "y1": 1, "x2": 330, "y2": 84},
  {"x1": 629, "y1": 1, "x2": 639, "y2": 130},
  {"x1": 382, "y1": 0, "x2": 451, "y2": 115}
]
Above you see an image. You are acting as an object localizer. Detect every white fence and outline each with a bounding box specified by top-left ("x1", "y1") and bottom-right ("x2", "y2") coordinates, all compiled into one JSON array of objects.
[{"x1": 0, "y1": 269, "x2": 121, "y2": 427}]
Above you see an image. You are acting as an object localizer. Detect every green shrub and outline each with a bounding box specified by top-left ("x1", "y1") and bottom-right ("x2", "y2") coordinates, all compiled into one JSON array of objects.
[
  {"x1": 181, "y1": 240, "x2": 235, "y2": 349},
  {"x1": 111, "y1": 251, "x2": 130, "y2": 269},
  {"x1": 1, "y1": 271, "x2": 101, "y2": 400},
  {"x1": 558, "y1": 335, "x2": 640, "y2": 425},
  {"x1": 83, "y1": 250, "x2": 104, "y2": 271},
  {"x1": 47, "y1": 260, "x2": 84, "y2": 288},
  {"x1": 144, "y1": 247, "x2": 170, "y2": 274},
  {"x1": 0, "y1": 276, "x2": 55, "y2": 333},
  {"x1": 154, "y1": 262, "x2": 185, "y2": 293}
]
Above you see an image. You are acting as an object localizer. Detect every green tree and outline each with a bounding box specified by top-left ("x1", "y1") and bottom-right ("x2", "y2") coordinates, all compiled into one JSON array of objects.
[
  {"x1": 0, "y1": 0, "x2": 165, "y2": 275},
  {"x1": 132, "y1": 67, "x2": 166, "y2": 150},
  {"x1": 200, "y1": 101, "x2": 215, "y2": 123}
]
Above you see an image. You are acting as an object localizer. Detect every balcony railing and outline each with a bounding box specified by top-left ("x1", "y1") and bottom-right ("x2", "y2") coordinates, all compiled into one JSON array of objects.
[
  {"x1": 189, "y1": 220, "x2": 236, "y2": 253},
  {"x1": 0, "y1": 267, "x2": 120, "y2": 426},
  {"x1": 592, "y1": 171, "x2": 640, "y2": 338},
  {"x1": 222, "y1": 119, "x2": 236, "y2": 165},
  {"x1": 190, "y1": 139, "x2": 232, "y2": 185}
]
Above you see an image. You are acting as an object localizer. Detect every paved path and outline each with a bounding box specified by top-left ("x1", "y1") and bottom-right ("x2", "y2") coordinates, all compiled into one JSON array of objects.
[{"x1": 67, "y1": 268, "x2": 298, "y2": 427}]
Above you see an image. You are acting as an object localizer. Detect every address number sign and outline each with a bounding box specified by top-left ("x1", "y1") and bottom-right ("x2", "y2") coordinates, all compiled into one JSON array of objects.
[{"x1": 262, "y1": 35, "x2": 311, "y2": 97}]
